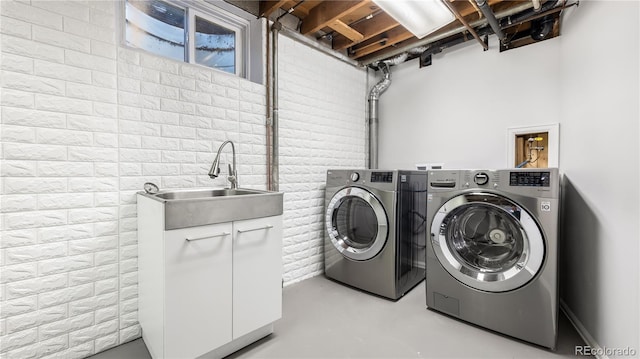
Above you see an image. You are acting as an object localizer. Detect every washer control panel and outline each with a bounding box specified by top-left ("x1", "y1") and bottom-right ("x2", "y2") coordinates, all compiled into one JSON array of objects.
[
  {"x1": 427, "y1": 169, "x2": 558, "y2": 198},
  {"x1": 461, "y1": 171, "x2": 502, "y2": 189},
  {"x1": 509, "y1": 171, "x2": 550, "y2": 187}
]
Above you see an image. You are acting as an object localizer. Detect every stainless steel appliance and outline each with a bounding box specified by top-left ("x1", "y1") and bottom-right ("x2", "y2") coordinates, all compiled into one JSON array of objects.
[
  {"x1": 425, "y1": 168, "x2": 560, "y2": 349},
  {"x1": 324, "y1": 169, "x2": 427, "y2": 300}
]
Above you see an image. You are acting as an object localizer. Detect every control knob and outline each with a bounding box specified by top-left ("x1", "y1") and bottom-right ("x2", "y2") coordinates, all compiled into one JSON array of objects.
[
  {"x1": 474, "y1": 172, "x2": 489, "y2": 185},
  {"x1": 350, "y1": 172, "x2": 360, "y2": 182}
]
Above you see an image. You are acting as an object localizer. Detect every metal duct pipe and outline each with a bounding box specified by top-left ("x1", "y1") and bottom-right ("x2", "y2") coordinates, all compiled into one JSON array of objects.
[
  {"x1": 266, "y1": 20, "x2": 273, "y2": 191},
  {"x1": 269, "y1": 21, "x2": 282, "y2": 191},
  {"x1": 475, "y1": 0, "x2": 506, "y2": 43},
  {"x1": 368, "y1": 61, "x2": 391, "y2": 169},
  {"x1": 366, "y1": 47, "x2": 424, "y2": 169}
]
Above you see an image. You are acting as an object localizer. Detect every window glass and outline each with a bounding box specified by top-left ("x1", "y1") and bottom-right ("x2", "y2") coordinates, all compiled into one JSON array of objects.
[
  {"x1": 333, "y1": 197, "x2": 378, "y2": 249},
  {"x1": 195, "y1": 16, "x2": 236, "y2": 74},
  {"x1": 125, "y1": 0, "x2": 185, "y2": 62},
  {"x1": 445, "y1": 203, "x2": 525, "y2": 273}
]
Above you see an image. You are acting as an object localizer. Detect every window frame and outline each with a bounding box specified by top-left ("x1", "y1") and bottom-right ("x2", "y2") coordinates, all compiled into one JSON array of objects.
[
  {"x1": 187, "y1": 6, "x2": 247, "y2": 77},
  {"x1": 122, "y1": 0, "x2": 250, "y2": 78}
]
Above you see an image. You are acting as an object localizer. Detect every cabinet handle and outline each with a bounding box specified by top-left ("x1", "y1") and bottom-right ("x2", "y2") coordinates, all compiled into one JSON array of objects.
[
  {"x1": 236, "y1": 225, "x2": 273, "y2": 234},
  {"x1": 185, "y1": 232, "x2": 230, "y2": 241}
]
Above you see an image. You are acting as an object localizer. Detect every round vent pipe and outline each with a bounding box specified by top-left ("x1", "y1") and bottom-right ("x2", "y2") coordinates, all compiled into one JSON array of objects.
[
  {"x1": 368, "y1": 61, "x2": 392, "y2": 169},
  {"x1": 367, "y1": 49, "x2": 425, "y2": 169}
]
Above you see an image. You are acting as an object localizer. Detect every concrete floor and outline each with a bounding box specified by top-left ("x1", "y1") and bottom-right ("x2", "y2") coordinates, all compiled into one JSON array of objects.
[{"x1": 91, "y1": 276, "x2": 586, "y2": 358}]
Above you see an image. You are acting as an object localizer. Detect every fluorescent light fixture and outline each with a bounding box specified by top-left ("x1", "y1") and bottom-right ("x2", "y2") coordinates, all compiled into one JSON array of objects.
[{"x1": 373, "y1": 0, "x2": 455, "y2": 39}]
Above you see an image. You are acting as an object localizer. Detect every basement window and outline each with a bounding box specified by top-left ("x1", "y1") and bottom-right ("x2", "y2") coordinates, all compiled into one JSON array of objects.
[{"x1": 124, "y1": 0, "x2": 251, "y2": 78}]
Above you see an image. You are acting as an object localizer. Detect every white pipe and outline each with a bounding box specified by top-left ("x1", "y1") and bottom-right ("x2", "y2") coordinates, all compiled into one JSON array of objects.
[{"x1": 532, "y1": 0, "x2": 542, "y2": 11}]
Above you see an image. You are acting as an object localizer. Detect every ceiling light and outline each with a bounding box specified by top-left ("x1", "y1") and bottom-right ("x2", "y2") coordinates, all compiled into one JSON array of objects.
[{"x1": 372, "y1": 0, "x2": 455, "y2": 39}]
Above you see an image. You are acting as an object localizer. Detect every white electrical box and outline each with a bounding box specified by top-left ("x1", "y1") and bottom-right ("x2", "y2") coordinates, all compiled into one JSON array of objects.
[{"x1": 416, "y1": 163, "x2": 445, "y2": 170}]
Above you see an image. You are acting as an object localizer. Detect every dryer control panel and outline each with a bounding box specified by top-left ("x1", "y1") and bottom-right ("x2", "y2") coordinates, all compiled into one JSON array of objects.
[{"x1": 371, "y1": 171, "x2": 393, "y2": 183}]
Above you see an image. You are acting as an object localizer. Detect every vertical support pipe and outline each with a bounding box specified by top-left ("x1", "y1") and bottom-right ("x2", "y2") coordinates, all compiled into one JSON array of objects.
[
  {"x1": 367, "y1": 62, "x2": 391, "y2": 169},
  {"x1": 265, "y1": 20, "x2": 273, "y2": 191},
  {"x1": 270, "y1": 21, "x2": 282, "y2": 191}
]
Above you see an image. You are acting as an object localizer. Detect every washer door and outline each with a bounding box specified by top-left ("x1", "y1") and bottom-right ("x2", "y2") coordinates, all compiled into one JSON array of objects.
[
  {"x1": 326, "y1": 187, "x2": 389, "y2": 261},
  {"x1": 431, "y1": 192, "x2": 545, "y2": 292}
]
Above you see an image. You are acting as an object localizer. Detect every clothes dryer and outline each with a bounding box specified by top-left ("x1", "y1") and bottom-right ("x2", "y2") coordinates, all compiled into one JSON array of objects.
[
  {"x1": 425, "y1": 169, "x2": 559, "y2": 349},
  {"x1": 324, "y1": 169, "x2": 427, "y2": 300}
]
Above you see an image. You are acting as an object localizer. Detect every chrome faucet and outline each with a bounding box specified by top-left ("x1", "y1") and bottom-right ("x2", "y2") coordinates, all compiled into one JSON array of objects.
[{"x1": 208, "y1": 140, "x2": 238, "y2": 189}]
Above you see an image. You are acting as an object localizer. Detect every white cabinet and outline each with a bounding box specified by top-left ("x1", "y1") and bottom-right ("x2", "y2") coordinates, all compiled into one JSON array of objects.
[
  {"x1": 233, "y1": 217, "x2": 283, "y2": 338},
  {"x1": 164, "y1": 223, "x2": 233, "y2": 358},
  {"x1": 137, "y1": 195, "x2": 283, "y2": 359}
]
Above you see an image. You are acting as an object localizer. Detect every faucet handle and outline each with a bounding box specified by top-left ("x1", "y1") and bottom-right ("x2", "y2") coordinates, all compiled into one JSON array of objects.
[
  {"x1": 228, "y1": 163, "x2": 233, "y2": 175},
  {"x1": 227, "y1": 163, "x2": 238, "y2": 189}
]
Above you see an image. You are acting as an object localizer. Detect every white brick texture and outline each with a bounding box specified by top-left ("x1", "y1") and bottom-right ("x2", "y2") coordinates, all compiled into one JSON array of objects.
[
  {"x1": 278, "y1": 36, "x2": 367, "y2": 284},
  {"x1": 1, "y1": 1, "x2": 366, "y2": 357}
]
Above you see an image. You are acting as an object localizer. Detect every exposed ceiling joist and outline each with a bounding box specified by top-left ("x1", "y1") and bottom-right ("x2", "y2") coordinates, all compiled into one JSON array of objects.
[
  {"x1": 300, "y1": 0, "x2": 371, "y2": 35},
  {"x1": 332, "y1": 12, "x2": 399, "y2": 50},
  {"x1": 328, "y1": 19, "x2": 364, "y2": 42},
  {"x1": 441, "y1": 0, "x2": 488, "y2": 50},
  {"x1": 351, "y1": 27, "x2": 414, "y2": 59},
  {"x1": 257, "y1": 0, "x2": 571, "y2": 65}
]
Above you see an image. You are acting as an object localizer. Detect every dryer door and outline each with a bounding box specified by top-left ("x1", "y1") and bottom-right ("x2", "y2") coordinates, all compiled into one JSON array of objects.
[
  {"x1": 326, "y1": 187, "x2": 389, "y2": 261},
  {"x1": 431, "y1": 192, "x2": 544, "y2": 292}
]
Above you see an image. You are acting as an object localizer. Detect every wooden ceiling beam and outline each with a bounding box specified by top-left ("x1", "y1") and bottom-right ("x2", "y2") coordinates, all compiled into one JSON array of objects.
[
  {"x1": 300, "y1": 0, "x2": 371, "y2": 35},
  {"x1": 284, "y1": 0, "x2": 323, "y2": 18},
  {"x1": 350, "y1": 27, "x2": 414, "y2": 59},
  {"x1": 259, "y1": 0, "x2": 289, "y2": 18},
  {"x1": 328, "y1": 20, "x2": 364, "y2": 42},
  {"x1": 332, "y1": 12, "x2": 399, "y2": 50}
]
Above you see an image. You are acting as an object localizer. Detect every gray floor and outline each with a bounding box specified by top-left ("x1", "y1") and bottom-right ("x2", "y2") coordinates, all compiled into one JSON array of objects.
[{"x1": 91, "y1": 276, "x2": 586, "y2": 358}]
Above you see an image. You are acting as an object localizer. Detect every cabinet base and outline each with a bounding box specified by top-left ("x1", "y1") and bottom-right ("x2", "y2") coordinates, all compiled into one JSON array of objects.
[{"x1": 198, "y1": 324, "x2": 274, "y2": 359}]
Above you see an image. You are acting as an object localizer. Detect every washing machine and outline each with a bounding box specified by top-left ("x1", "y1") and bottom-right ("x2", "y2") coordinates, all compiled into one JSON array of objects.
[
  {"x1": 425, "y1": 168, "x2": 559, "y2": 349},
  {"x1": 324, "y1": 169, "x2": 427, "y2": 300}
]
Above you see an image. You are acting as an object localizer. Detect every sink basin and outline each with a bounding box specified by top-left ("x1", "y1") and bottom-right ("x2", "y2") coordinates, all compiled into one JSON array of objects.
[
  {"x1": 139, "y1": 188, "x2": 283, "y2": 230},
  {"x1": 154, "y1": 188, "x2": 267, "y2": 200}
]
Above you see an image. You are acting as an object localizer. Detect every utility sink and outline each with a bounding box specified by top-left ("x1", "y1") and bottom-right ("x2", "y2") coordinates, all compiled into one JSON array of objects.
[
  {"x1": 154, "y1": 188, "x2": 266, "y2": 200},
  {"x1": 139, "y1": 188, "x2": 283, "y2": 230}
]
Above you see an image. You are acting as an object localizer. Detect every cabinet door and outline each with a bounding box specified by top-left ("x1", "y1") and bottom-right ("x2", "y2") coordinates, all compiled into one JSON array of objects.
[
  {"x1": 232, "y1": 216, "x2": 283, "y2": 339},
  {"x1": 164, "y1": 223, "x2": 233, "y2": 358}
]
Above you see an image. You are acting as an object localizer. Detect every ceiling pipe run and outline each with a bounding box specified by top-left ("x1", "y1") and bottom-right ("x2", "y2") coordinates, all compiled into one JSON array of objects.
[
  {"x1": 475, "y1": 0, "x2": 507, "y2": 44},
  {"x1": 362, "y1": 1, "x2": 534, "y2": 66},
  {"x1": 501, "y1": 0, "x2": 559, "y2": 27},
  {"x1": 441, "y1": 0, "x2": 488, "y2": 50},
  {"x1": 532, "y1": 0, "x2": 542, "y2": 11}
]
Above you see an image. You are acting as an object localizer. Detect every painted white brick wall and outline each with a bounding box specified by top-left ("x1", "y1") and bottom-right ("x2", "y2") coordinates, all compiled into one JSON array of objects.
[
  {"x1": 1, "y1": 1, "x2": 367, "y2": 357},
  {"x1": 278, "y1": 36, "x2": 367, "y2": 285},
  {"x1": 114, "y1": 42, "x2": 270, "y2": 348},
  {"x1": 0, "y1": 1, "x2": 121, "y2": 358}
]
